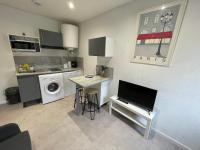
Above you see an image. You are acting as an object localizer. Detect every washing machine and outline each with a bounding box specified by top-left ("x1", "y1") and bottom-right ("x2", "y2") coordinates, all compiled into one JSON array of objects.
[{"x1": 39, "y1": 73, "x2": 64, "y2": 104}]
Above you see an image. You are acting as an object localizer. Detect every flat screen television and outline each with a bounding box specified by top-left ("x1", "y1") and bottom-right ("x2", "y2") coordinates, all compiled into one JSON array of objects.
[{"x1": 117, "y1": 80, "x2": 157, "y2": 111}]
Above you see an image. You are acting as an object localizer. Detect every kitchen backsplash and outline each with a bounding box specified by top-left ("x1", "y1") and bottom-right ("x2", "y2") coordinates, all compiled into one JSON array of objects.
[
  {"x1": 96, "y1": 65, "x2": 113, "y2": 78},
  {"x1": 14, "y1": 56, "x2": 83, "y2": 70},
  {"x1": 97, "y1": 57, "x2": 113, "y2": 78}
]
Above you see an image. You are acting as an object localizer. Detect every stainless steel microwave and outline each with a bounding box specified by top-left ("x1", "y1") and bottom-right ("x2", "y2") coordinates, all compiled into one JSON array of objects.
[{"x1": 9, "y1": 35, "x2": 40, "y2": 52}]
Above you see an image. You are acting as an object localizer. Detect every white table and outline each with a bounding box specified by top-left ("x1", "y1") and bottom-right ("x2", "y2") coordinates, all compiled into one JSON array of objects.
[
  {"x1": 69, "y1": 75, "x2": 111, "y2": 114},
  {"x1": 69, "y1": 75, "x2": 110, "y2": 88},
  {"x1": 109, "y1": 95, "x2": 156, "y2": 139}
]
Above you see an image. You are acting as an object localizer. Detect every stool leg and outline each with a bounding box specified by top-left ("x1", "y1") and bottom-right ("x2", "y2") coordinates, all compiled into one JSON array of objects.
[
  {"x1": 89, "y1": 95, "x2": 95, "y2": 120},
  {"x1": 93, "y1": 95, "x2": 96, "y2": 118},
  {"x1": 79, "y1": 89, "x2": 83, "y2": 103},
  {"x1": 75, "y1": 88, "x2": 83, "y2": 109},
  {"x1": 74, "y1": 98, "x2": 76, "y2": 108},
  {"x1": 95, "y1": 93, "x2": 100, "y2": 113},
  {"x1": 79, "y1": 90, "x2": 83, "y2": 108},
  {"x1": 74, "y1": 88, "x2": 78, "y2": 108},
  {"x1": 82, "y1": 94, "x2": 87, "y2": 115},
  {"x1": 89, "y1": 95, "x2": 92, "y2": 120}
]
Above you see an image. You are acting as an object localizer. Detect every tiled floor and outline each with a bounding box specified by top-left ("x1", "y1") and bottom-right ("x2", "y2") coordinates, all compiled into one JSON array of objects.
[{"x1": 0, "y1": 96, "x2": 184, "y2": 150}]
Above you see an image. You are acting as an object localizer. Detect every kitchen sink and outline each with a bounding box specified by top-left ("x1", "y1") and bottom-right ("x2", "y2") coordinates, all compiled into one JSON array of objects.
[{"x1": 49, "y1": 68, "x2": 62, "y2": 71}]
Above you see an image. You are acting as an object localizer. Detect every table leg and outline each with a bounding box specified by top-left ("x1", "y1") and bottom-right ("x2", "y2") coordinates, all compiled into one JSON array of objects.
[
  {"x1": 109, "y1": 100, "x2": 112, "y2": 115},
  {"x1": 144, "y1": 119, "x2": 152, "y2": 139}
]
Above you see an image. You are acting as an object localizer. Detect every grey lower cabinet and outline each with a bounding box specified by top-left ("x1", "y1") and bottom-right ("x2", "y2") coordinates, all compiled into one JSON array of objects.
[{"x1": 17, "y1": 75, "x2": 41, "y2": 107}]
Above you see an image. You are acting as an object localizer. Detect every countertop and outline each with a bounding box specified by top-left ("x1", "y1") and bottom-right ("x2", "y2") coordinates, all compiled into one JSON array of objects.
[
  {"x1": 69, "y1": 75, "x2": 110, "y2": 88},
  {"x1": 16, "y1": 68, "x2": 82, "y2": 77}
]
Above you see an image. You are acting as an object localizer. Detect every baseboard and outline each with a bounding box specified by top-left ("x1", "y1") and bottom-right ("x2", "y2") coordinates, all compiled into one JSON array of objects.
[
  {"x1": 153, "y1": 129, "x2": 192, "y2": 150},
  {"x1": 0, "y1": 100, "x2": 7, "y2": 105}
]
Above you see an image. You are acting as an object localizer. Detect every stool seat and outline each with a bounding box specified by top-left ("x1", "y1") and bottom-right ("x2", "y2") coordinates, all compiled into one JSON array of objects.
[{"x1": 85, "y1": 88, "x2": 98, "y2": 95}]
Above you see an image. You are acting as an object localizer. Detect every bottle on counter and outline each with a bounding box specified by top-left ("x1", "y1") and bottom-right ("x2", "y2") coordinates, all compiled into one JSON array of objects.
[{"x1": 68, "y1": 61, "x2": 71, "y2": 68}]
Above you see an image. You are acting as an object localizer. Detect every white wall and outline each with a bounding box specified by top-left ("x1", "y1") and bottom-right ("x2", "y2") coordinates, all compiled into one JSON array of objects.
[
  {"x1": 79, "y1": 0, "x2": 200, "y2": 150},
  {"x1": 0, "y1": 5, "x2": 61, "y2": 104}
]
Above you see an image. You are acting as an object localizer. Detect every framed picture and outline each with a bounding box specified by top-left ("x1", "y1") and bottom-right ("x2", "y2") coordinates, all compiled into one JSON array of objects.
[{"x1": 132, "y1": 0, "x2": 188, "y2": 66}]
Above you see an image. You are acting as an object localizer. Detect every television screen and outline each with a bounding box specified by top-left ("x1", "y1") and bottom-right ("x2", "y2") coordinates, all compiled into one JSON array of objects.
[{"x1": 117, "y1": 80, "x2": 157, "y2": 111}]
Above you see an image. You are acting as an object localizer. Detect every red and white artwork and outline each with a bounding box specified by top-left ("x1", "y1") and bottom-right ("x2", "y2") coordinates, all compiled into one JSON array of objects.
[{"x1": 132, "y1": 0, "x2": 187, "y2": 66}]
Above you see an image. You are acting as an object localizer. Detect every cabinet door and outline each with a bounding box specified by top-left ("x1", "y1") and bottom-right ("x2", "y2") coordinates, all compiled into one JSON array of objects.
[
  {"x1": 99, "y1": 80, "x2": 111, "y2": 106},
  {"x1": 63, "y1": 75, "x2": 76, "y2": 97},
  {"x1": 89, "y1": 37, "x2": 106, "y2": 56},
  {"x1": 18, "y1": 75, "x2": 41, "y2": 102},
  {"x1": 39, "y1": 29, "x2": 63, "y2": 49},
  {"x1": 63, "y1": 71, "x2": 82, "y2": 97}
]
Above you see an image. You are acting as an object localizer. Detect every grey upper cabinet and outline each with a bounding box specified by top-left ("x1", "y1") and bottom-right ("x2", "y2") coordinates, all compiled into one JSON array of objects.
[
  {"x1": 89, "y1": 36, "x2": 113, "y2": 57},
  {"x1": 39, "y1": 29, "x2": 63, "y2": 49},
  {"x1": 89, "y1": 37, "x2": 106, "y2": 56}
]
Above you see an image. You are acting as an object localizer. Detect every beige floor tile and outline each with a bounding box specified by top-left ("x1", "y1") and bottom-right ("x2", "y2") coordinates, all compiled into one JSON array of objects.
[{"x1": 0, "y1": 95, "x2": 183, "y2": 150}]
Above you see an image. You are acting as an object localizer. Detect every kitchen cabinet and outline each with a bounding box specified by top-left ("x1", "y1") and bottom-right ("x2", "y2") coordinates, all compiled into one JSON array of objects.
[
  {"x1": 63, "y1": 70, "x2": 82, "y2": 97},
  {"x1": 89, "y1": 36, "x2": 113, "y2": 57},
  {"x1": 17, "y1": 75, "x2": 41, "y2": 107},
  {"x1": 39, "y1": 29, "x2": 63, "y2": 49},
  {"x1": 99, "y1": 80, "x2": 111, "y2": 106}
]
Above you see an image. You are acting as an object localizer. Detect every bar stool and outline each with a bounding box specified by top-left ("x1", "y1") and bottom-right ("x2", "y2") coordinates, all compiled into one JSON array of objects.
[
  {"x1": 82, "y1": 88, "x2": 100, "y2": 120},
  {"x1": 74, "y1": 87, "x2": 84, "y2": 114}
]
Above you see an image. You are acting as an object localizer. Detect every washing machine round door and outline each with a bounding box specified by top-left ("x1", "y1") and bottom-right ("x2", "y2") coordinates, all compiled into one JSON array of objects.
[{"x1": 45, "y1": 81, "x2": 61, "y2": 95}]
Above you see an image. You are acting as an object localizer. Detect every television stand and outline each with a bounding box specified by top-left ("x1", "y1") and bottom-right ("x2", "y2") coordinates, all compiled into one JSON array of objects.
[
  {"x1": 118, "y1": 98, "x2": 128, "y2": 104},
  {"x1": 109, "y1": 95, "x2": 156, "y2": 139}
]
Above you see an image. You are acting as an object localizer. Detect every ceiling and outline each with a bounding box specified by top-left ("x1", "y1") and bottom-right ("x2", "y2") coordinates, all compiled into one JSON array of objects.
[{"x1": 0, "y1": 0, "x2": 133, "y2": 23}]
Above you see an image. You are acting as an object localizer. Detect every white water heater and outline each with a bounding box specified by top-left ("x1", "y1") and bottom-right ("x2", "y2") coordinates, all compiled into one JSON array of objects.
[{"x1": 61, "y1": 24, "x2": 78, "y2": 50}]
